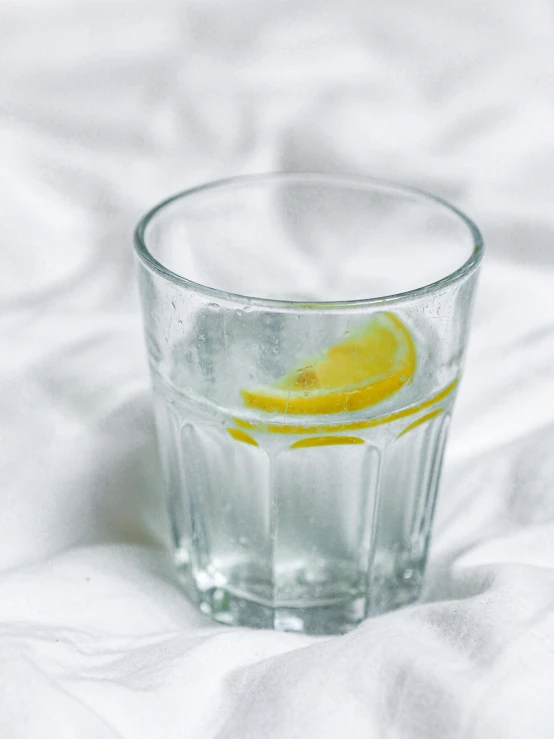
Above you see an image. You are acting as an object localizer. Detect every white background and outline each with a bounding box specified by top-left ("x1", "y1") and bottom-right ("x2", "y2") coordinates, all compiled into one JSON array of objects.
[{"x1": 1, "y1": 0, "x2": 554, "y2": 736}]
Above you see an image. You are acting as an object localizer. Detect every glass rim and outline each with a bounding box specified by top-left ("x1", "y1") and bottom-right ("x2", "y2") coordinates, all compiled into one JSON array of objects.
[{"x1": 134, "y1": 171, "x2": 484, "y2": 310}]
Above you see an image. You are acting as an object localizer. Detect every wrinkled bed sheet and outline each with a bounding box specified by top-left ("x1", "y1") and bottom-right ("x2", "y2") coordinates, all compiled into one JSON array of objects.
[{"x1": 2, "y1": 1, "x2": 554, "y2": 736}]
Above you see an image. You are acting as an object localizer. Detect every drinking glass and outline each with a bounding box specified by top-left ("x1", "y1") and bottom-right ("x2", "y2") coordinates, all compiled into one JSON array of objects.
[{"x1": 134, "y1": 173, "x2": 483, "y2": 635}]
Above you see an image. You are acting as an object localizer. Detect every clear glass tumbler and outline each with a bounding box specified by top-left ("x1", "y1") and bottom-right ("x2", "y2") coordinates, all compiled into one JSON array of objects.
[{"x1": 134, "y1": 173, "x2": 483, "y2": 635}]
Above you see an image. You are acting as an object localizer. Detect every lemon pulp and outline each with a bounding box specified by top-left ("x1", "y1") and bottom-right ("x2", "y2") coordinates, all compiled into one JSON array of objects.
[{"x1": 241, "y1": 311, "x2": 416, "y2": 416}]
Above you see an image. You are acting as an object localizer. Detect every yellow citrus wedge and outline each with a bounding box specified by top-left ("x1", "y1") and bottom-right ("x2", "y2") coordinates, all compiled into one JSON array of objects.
[
  {"x1": 233, "y1": 378, "x2": 457, "y2": 435},
  {"x1": 241, "y1": 311, "x2": 416, "y2": 416},
  {"x1": 227, "y1": 428, "x2": 259, "y2": 446},
  {"x1": 396, "y1": 407, "x2": 444, "y2": 439},
  {"x1": 290, "y1": 435, "x2": 365, "y2": 449}
]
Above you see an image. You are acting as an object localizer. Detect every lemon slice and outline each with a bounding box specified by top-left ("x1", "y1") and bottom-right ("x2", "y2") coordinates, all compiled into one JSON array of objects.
[{"x1": 241, "y1": 311, "x2": 416, "y2": 415}]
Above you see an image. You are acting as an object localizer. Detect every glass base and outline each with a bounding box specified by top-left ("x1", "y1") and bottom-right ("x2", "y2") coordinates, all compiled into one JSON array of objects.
[
  {"x1": 176, "y1": 560, "x2": 424, "y2": 635},
  {"x1": 201, "y1": 588, "x2": 366, "y2": 634}
]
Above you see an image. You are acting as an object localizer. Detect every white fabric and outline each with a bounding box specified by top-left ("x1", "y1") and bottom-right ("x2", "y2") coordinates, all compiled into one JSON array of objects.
[{"x1": 2, "y1": 0, "x2": 554, "y2": 736}]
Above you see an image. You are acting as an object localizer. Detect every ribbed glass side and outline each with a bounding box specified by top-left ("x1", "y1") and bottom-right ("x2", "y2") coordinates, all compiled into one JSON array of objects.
[{"x1": 153, "y1": 376, "x2": 451, "y2": 634}]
